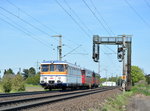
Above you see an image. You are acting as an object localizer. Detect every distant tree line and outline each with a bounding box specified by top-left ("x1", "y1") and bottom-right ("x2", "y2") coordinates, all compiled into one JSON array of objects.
[
  {"x1": 100, "y1": 66, "x2": 147, "y2": 86},
  {"x1": 145, "y1": 74, "x2": 150, "y2": 84},
  {"x1": 0, "y1": 67, "x2": 40, "y2": 93}
]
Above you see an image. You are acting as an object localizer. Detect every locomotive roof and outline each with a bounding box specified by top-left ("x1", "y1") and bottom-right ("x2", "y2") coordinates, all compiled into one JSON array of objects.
[
  {"x1": 41, "y1": 60, "x2": 68, "y2": 64},
  {"x1": 41, "y1": 60, "x2": 81, "y2": 68}
]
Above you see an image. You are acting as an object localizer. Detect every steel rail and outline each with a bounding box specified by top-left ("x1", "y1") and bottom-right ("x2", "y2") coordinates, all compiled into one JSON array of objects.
[
  {"x1": 0, "y1": 86, "x2": 109, "y2": 98},
  {"x1": 0, "y1": 87, "x2": 107, "y2": 106},
  {"x1": 0, "y1": 90, "x2": 60, "y2": 98},
  {"x1": 0, "y1": 86, "x2": 119, "y2": 111}
]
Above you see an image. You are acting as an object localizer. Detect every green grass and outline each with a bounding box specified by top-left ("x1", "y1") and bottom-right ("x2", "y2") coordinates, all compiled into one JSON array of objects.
[
  {"x1": 101, "y1": 92, "x2": 133, "y2": 111},
  {"x1": 131, "y1": 84, "x2": 150, "y2": 96},
  {"x1": 89, "y1": 84, "x2": 150, "y2": 111},
  {"x1": 0, "y1": 84, "x2": 3, "y2": 93},
  {"x1": 25, "y1": 84, "x2": 42, "y2": 87}
]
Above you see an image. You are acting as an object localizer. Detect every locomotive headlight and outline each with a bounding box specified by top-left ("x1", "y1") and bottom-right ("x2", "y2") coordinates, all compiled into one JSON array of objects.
[
  {"x1": 57, "y1": 80, "x2": 61, "y2": 83},
  {"x1": 44, "y1": 77, "x2": 47, "y2": 80},
  {"x1": 58, "y1": 77, "x2": 61, "y2": 79}
]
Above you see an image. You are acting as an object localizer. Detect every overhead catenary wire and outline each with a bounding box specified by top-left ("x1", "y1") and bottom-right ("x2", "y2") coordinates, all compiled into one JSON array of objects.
[
  {"x1": 144, "y1": 0, "x2": 150, "y2": 9},
  {"x1": 88, "y1": 0, "x2": 117, "y2": 54},
  {"x1": 0, "y1": 17, "x2": 51, "y2": 48},
  {"x1": 0, "y1": 12, "x2": 52, "y2": 46},
  {"x1": 0, "y1": 6, "x2": 58, "y2": 42},
  {"x1": 63, "y1": 0, "x2": 116, "y2": 54},
  {"x1": 90, "y1": 0, "x2": 116, "y2": 36},
  {"x1": 55, "y1": 0, "x2": 91, "y2": 39},
  {"x1": 3, "y1": 1, "x2": 115, "y2": 60},
  {"x1": 62, "y1": 45, "x2": 82, "y2": 58},
  {"x1": 64, "y1": 0, "x2": 116, "y2": 56},
  {"x1": 6, "y1": 0, "x2": 89, "y2": 54},
  {"x1": 63, "y1": 0, "x2": 94, "y2": 35},
  {"x1": 124, "y1": 0, "x2": 150, "y2": 29},
  {"x1": 100, "y1": 47, "x2": 120, "y2": 77},
  {"x1": 1, "y1": 2, "x2": 88, "y2": 58},
  {"x1": 82, "y1": 0, "x2": 112, "y2": 36},
  {"x1": 6, "y1": 0, "x2": 59, "y2": 34},
  {"x1": 6, "y1": 0, "x2": 85, "y2": 50}
]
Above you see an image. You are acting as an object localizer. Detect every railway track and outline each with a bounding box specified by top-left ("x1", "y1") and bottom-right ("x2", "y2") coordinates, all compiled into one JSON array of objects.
[
  {"x1": 0, "y1": 89, "x2": 85, "y2": 98},
  {"x1": 0, "y1": 90, "x2": 60, "y2": 98},
  {"x1": 0, "y1": 86, "x2": 110, "y2": 98},
  {"x1": 0, "y1": 86, "x2": 119, "y2": 111}
]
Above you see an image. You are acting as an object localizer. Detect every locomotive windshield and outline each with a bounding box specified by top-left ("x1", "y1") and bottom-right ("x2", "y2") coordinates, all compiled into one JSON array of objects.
[
  {"x1": 50, "y1": 64, "x2": 54, "y2": 71},
  {"x1": 41, "y1": 65, "x2": 49, "y2": 72},
  {"x1": 56, "y1": 64, "x2": 64, "y2": 72},
  {"x1": 41, "y1": 64, "x2": 66, "y2": 72}
]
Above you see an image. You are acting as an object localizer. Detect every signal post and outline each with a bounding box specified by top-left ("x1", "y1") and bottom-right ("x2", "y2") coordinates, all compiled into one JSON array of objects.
[{"x1": 92, "y1": 35, "x2": 132, "y2": 91}]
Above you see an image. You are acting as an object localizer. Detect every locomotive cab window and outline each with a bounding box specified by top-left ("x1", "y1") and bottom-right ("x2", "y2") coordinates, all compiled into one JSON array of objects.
[
  {"x1": 55, "y1": 64, "x2": 64, "y2": 72},
  {"x1": 41, "y1": 65, "x2": 49, "y2": 72},
  {"x1": 50, "y1": 64, "x2": 54, "y2": 72}
]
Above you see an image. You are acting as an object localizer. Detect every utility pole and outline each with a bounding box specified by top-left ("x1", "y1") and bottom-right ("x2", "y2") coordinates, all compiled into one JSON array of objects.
[
  {"x1": 52, "y1": 35, "x2": 62, "y2": 61},
  {"x1": 36, "y1": 61, "x2": 40, "y2": 73}
]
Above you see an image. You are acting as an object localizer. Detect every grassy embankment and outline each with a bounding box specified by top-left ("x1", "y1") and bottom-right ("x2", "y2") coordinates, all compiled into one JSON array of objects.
[
  {"x1": 0, "y1": 84, "x2": 44, "y2": 93},
  {"x1": 88, "y1": 84, "x2": 150, "y2": 111},
  {"x1": 0, "y1": 84, "x2": 3, "y2": 93},
  {"x1": 0, "y1": 84, "x2": 62, "y2": 93},
  {"x1": 101, "y1": 84, "x2": 150, "y2": 111}
]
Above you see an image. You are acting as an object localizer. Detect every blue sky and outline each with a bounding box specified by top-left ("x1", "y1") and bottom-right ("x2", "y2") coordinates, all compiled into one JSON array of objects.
[{"x1": 0, "y1": 0, "x2": 149, "y2": 78}]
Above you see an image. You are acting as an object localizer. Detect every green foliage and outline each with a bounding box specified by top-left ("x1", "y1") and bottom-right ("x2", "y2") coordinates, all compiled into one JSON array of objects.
[
  {"x1": 12, "y1": 74, "x2": 25, "y2": 92},
  {"x1": 145, "y1": 74, "x2": 150, "y2": 84},
  {"x1": 100, "y1": 78, "x2": 107, "y2": 83},
  {"x1": 1, "y1": 74, "x2": 25, "y2": 93},
  {"x1": 26, "y1": 73, "x2": 40, "y2": 85},
  {"x1": 108, "y1": 77, "x2": 118, "y2": 82},
  {"x1": 4, "y1": 68, "x2": 14, "y2": 75},
  {"x1": 131, "y1": 66, "x2": 145, "y2": 85},
  {"x1": 28, "y1": 67, "x2": 36, "y2": 76},
  {"x1": 22, "y1": 69, "x2": 29, "y2": 79},
  {"x1": 101, "y1": 92, "x2": 133, "y2": 111},
  {"x1": 131, "y1": 84, "x2": 150, "y2": 96},
  {"x1": 2, "y1": 75, "x2": 13, "y2": 93},
  {"x1": 90, "y1": 84, "x2": 150, "y2": 111},
  {"x1": 22, "y1": 67, "x2": 36, "y2": 79}
]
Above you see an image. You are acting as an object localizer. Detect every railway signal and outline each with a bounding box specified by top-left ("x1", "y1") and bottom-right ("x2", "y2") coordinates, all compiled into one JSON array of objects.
[
  {"x1": 117, "y1": 45, "x2": 125, "y2": 62},
  {"x1": 92, "y1": 34, "x2": 132, "y2": 91}
]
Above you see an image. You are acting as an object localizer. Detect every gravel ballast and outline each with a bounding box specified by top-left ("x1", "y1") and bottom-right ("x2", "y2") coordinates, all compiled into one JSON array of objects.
[{"x1": 26, "y1": 88, "x2": 122, "y2": 111}]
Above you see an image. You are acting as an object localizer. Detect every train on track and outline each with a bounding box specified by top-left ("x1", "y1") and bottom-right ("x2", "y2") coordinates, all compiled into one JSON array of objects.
[{"x1": 40, "y1": 60, "x2": 100, "y2": 90}]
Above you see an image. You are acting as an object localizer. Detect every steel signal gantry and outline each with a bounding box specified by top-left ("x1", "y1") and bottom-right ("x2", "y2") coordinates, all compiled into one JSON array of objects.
[{"x1": 92, "y1": 35, "x2": 132, "y2": 91}]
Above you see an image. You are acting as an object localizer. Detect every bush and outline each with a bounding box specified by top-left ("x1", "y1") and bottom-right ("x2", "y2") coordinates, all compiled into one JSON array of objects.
[
  {"x1": 131, "y1": 84, "x2": 150, "y2": 96},
  {"x1": 12, "y1": 74, "x2": 25, "y2": 92},
  {"x1": 26, "y1": 74, "x2": 40, "y2": 85},
  {"x1": 2, "y1": 75, "x2": 13, "y2": 93}
]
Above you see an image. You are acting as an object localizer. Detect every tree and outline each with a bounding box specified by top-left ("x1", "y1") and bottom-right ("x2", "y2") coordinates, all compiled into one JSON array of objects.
[
  {"x1": 12, "y1": 74, "x2": 25, "y2": 91},
  {"x1": 22, "y1": 69, "x2": 29, "y2": 79},
  {"x1": 108, "y1": 77, "x2": 118, "y2": 82},
  {"x1": 131, "y1": 66, "x2": 145, "y2": 85},
  {"x1": 28, "y1": 67, "x2": 36, "y2": 77},
  {"x1": 145, "y1": 74, "x2": 150, "y2": 84},
  {"x1": 4, "y1": 68, "x2": 14, "y2": 75},
  {"x1": 2, "y1": 75, "x2": 14, "y2": 93},
  {"x1": 26, "y1": 73, "x2": 40, "y2": 85}
]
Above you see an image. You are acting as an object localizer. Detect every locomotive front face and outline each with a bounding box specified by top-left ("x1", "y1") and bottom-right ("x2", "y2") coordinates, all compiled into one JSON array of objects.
[{"x1": 40, "y1": 63, "x2": 68, "y2": 88}]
